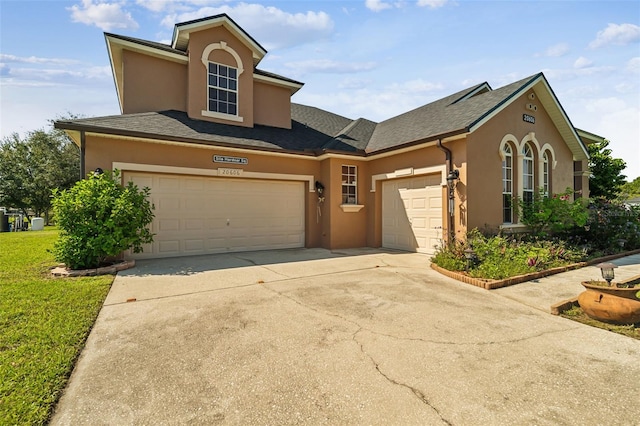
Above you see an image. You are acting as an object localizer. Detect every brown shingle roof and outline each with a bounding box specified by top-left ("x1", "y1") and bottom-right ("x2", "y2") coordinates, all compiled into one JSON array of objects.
[
  {"x1": 366, "y1": 75, "x2": 539, "y2": 152},
  {"x1": 56, "y1": 73, "x2": 558, "y2": 157}
]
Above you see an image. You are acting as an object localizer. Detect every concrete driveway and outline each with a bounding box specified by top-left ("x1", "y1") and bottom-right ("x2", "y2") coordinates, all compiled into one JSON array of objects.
[{"x1": 51, "y1": 249, "x2": 640, "y2": 425}]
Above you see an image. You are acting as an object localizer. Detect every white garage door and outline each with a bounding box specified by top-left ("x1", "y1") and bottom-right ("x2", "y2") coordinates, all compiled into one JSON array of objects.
[
  {"x1": 125, "y1": 172, "x2": 305, "y2": 259},
  {"x1": 382, "y1": 175, "x2": 443, "y2": 254}
]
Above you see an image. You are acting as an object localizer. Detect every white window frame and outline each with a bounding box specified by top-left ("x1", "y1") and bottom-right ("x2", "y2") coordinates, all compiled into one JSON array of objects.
[
  {"x1": 207, "y1": 61, "x2": 238, "y2": 117},
  {"x1": 522, "y1": 143, "x2": 534, "y2": 205},
  {"x1": 502, "y1": 144, "x2": 513, "y2": 223},
  {"x1": 341, "y1": 165, "x2": 357, "y2": 205},
  {"x1": 542, "y1": 151, "x2": 550, "y2": 197}
]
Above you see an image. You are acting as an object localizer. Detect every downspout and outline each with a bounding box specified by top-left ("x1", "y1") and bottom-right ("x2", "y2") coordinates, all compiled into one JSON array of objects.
[
  {"x1": 80, "y1": 131, "x2": 86, "y2": 179},
  {"x1": 437, "y1": 139, "x2": 458, "y2": 244}
]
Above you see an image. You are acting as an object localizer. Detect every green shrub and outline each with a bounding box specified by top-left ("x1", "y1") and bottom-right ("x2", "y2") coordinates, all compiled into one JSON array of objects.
[
  {"x1": 517, "y1": 188, "x2": 588, "y2": 238},
  {"x1": 431, "y1": 229, "x2": 585, "y2": 280},
  {"x1": 577, "y1": 199, "x2": 640, "y2": 253},
  {"x1": 52, "y1": 170, "x2": 154, "y2": 269}
]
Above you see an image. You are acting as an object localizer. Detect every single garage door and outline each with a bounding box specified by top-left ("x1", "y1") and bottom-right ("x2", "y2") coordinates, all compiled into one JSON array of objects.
[
  {"x1": 382, "y1": 175, "x2": 443, "y2": 254},
  {"x1": 125, "y1": 172, "x2": 305, "y2": 259}
]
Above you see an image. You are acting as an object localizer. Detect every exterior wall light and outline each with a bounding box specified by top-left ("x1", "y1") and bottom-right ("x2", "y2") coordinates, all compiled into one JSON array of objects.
[
  {"x1": 463, "y1": 247, "x2": 476, "y2": 271},
  {"x1": 597, "y1": 262, "x2": 617, "y2": 286}
]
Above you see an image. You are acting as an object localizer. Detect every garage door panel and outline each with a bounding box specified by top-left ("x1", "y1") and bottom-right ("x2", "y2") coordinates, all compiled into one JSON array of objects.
[
  {"x1": 382, "y1": 176, "x2": 442, "y2": 254},
  {"x1": 158, "y1": 219, "x2": 180, "y2": 232},
  {"x1": 125, "y1": 172, "x2": 305, "y2": 258}
]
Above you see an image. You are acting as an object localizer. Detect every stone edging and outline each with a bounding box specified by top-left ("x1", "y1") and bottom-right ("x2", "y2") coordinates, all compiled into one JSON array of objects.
[
  {"x1": 51, "y1": 260, "x2": 136, "y2": 277},
  {"x1": 431, "y1": 248, "x2": 640, "y2": 291}
]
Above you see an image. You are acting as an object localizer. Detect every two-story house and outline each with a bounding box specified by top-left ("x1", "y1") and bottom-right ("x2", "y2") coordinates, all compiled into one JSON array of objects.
[{"x1": 55, "y1": 14, "x2": 595, "y2": 260}]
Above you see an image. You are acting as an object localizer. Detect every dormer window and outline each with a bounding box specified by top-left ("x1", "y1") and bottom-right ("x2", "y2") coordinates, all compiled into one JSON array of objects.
[{"x1": 208, "y1": 62, "x2": 238, "y2": 116}]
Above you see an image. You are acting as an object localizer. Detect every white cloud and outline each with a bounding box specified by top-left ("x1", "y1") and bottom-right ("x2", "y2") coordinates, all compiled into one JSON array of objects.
[
  {"x1": 295, "y1": 77, "x2": 444, "y2": 122},
  {"x1": 365, "y1": 0, "x2": 392, "y2": 12},
  {"x1": 2, "y1": 65, "x2": 112, "y2": 87},
  {"x1": 573, "y1": 56, "x2": 593, "y2": 69},
  {"x1": 135, "y1": 0, "x2": 176, "y2": 13},
  {"x1": 161, "y1": 3, "x2": 333, "y2": 50},
  {"x1": 338, "y1": 77, "x2": 372, "y2": 90},
  {"x1": 0, "y1": 54, "x2": 80, "y2": 66},
  {"x1": 284, "y1": 59, "x2": 377, "y2": 75},
  {"x1": 417, "y1": 0, "x2": 449, "y2": 8},
  {"x1": 387, "y1": 78, "x2": 443, "y2": 93},
  {"x1": 538, "y1": 43, "x2": 570, "y2": 58},
  {"x1": 541, "y1": 65, "x2": 614, "y2": 81},
  {"x1": 68, "y1": 0, "x2": 139, "y2": 31},
  {"x1": 627, "y1": 57, "x2": 640, "y2": 73},
  {"x1": 589, "y1": 23, "x2": 640, "y2": 49}
]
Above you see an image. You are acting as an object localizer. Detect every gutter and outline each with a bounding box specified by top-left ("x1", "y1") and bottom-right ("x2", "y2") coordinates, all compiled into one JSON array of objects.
[{"x1": 437, "y1": 139, "x2": 458, "y2": 244}]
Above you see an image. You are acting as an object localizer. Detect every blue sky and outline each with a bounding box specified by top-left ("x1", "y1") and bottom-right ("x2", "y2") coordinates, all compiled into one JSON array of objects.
[{"x1": 1, "y1": 0, "x2": 639, "y2": 180}]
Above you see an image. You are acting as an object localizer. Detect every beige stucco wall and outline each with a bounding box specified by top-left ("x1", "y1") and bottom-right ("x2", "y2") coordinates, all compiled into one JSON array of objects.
[
  {"x1": 122, "y1": 50, "x2": 187, "y2": 114},
  {"x1": 80, "y1": 88, "x2": 583, "y2": 252},
  {"x1": 321, "y1": 158, "x2": 369, "y2": 249},
  {"x1": 366, "y1": 144, "x2": 451, "y2": 246},
  {"x1": 253, "y1": 81, "x2": 292, "y2": 129},
  {"x1": 84, "y1": 135, "x2": 322, "y2": 247},
  {"x1": 187, "y1": 27, "x2": 254, "y2": 127},
  {"x1": 466, "y1": 89, "x2": 575, "y2": 231}
]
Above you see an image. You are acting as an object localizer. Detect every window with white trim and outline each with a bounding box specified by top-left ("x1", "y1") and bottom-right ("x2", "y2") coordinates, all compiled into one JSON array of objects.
[
  {"x1": 542, "y1": 151, "x2": 550, "y2": 197},
  {"x1": 522, "y1": 143, "x2": 534, "y2": 207},
  {"x1": 502, "y1": 145, "x2": 513, "y2": 223},
  {"x1": 207, "y1": 62, "x2": 238, "y2": 116},
  {"x1": 341, "y1": 165, "x2": 357, "y2": 204}
]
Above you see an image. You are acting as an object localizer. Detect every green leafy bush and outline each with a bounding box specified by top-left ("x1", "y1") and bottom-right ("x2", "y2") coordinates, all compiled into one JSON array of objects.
[
  {"x1": 517, "y1": 188, "x2": 588, "y2": 238},
  {"x1": 52, "y1": 170, "x2": 154, "y2": 269},
  {"x1": 573, "y1": 198, "x2": 640, "y2": 254},
  {"x1": 431, "y1": 229, "x2": 585, "y2": 280}
]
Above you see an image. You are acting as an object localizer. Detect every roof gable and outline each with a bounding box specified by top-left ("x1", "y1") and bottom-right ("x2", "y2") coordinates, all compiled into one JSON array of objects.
[
  {"x1": 365, "y1": 73, "x2": 589, "y2": 161},
  {"x1": 172, "y1": 14, "x2": 267, "y2": 66}
]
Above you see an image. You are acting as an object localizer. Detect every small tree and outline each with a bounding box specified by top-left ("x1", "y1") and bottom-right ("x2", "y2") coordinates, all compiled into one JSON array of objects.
[
  {"x1": 0, "y1": 120, "x2": 80, "y2": 223},
  {"x1": 52, "y1": 170, "x2": 154, "y2": 269},
  {"x1": 588, "y1": 139, "x2": 626, "y2": 200}
]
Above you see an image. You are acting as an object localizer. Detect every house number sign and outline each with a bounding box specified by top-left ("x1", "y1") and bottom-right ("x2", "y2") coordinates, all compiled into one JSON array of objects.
[
  {"x1": 213, "y1": 155, "x2": 248, "y2": 165},
  {"x1": 523, "y1": 114, "x2": 535, "y2": 124},
  {"x1": 218, "y1": 168, "x2": 243, "y2": 177}
]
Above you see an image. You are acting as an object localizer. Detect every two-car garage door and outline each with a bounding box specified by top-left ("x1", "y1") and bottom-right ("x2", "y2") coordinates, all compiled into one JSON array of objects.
[
  {"x1": 382, "y1": 175, "x2": 443, "y2": 254},
  {"x1": 125, "y1": 172, "x2": 305, "y2": 259}
]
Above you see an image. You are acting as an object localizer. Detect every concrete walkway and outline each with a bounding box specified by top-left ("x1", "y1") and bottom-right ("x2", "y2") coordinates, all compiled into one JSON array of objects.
[
  {"x1": 494, "y1": 253, "x2": 640, "y2": 313},
  {"x1": 51, "y1": 249, "x2": 640, "y2": 425}
]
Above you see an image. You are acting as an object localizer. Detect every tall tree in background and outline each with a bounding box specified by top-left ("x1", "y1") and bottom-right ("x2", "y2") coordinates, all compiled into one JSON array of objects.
[
  {"x1": 0, "y1": 119, "x2": 80, "y2": 223},
  {"x1": 621, "y1": 176, "x2": 640, "y2": 200},
  {"x1": 587, "y1": 139, "x2": 626, "y2": 200}
]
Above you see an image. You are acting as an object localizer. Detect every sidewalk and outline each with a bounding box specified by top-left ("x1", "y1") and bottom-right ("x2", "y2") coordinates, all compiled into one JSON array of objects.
[{"x1": 493, "y1": 253, "x2": 640, "y2": 313}]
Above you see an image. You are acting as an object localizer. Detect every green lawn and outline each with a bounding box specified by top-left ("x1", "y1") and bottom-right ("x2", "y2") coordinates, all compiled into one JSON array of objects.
[{"x1": 0, "y1": 229, "x2": 113, "y2": 425}]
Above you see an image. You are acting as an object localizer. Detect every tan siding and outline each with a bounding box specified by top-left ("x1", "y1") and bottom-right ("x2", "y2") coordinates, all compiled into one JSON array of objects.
[
  {"x1": 122, "y1": 50, "x2": 187, "y2": 114},
  {"x1": 253, "y1": 81, "x2": 292, "y2": 129}
]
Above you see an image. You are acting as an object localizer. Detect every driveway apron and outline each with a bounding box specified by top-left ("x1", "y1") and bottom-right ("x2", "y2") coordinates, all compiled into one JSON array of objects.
[{"x1": 51, "y1": 249, "x2": 640, "y2": 425}]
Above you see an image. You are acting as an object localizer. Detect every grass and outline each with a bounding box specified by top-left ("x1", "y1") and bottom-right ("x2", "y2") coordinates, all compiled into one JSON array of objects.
[
  {"x1": 0, "y1": 228, "x2": 113, "y2": 425},
  {"x1": 561, "y1": 306, "x2": 640, "y2": 340}
]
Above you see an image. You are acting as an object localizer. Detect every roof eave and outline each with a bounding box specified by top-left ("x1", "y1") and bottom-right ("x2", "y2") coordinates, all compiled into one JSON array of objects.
[
  {"x1": 366, "y1": 128, "x2": 468, "y2": 156},
  {"x1": 53, "y1": 121, "x2": 320, "y2": 158},
  {"x1": 253, "y1": 73, "x2": 304, "y2": 94}
]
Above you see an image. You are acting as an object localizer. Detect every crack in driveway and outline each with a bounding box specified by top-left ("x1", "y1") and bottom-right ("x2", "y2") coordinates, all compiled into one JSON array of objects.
[{"x1": 259, "y1": 282, "x2": 456, "y2": 423}]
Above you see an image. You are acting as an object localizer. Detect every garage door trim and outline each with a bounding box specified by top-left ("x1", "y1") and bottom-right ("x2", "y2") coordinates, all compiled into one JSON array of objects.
[{"x1": 113, "y1": 162, "x2": 316, "y2": 192}]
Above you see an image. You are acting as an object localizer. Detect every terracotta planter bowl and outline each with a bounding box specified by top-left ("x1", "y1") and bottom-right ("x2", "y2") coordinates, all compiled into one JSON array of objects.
[{"x1": 578, "y1": 282, "x2": 640, "y2": 325}]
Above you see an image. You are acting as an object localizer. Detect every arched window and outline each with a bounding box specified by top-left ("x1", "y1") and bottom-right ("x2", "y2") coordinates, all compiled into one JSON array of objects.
[
  {"x1": 542, "y1": 151, "x2": 550, "y2": 197},
  {"x1": 522, "y1": 143, "x2": 534, "y2": 207},
  {"x1": 502, "y1": 144, "x2": 513, "y2": 223}
]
